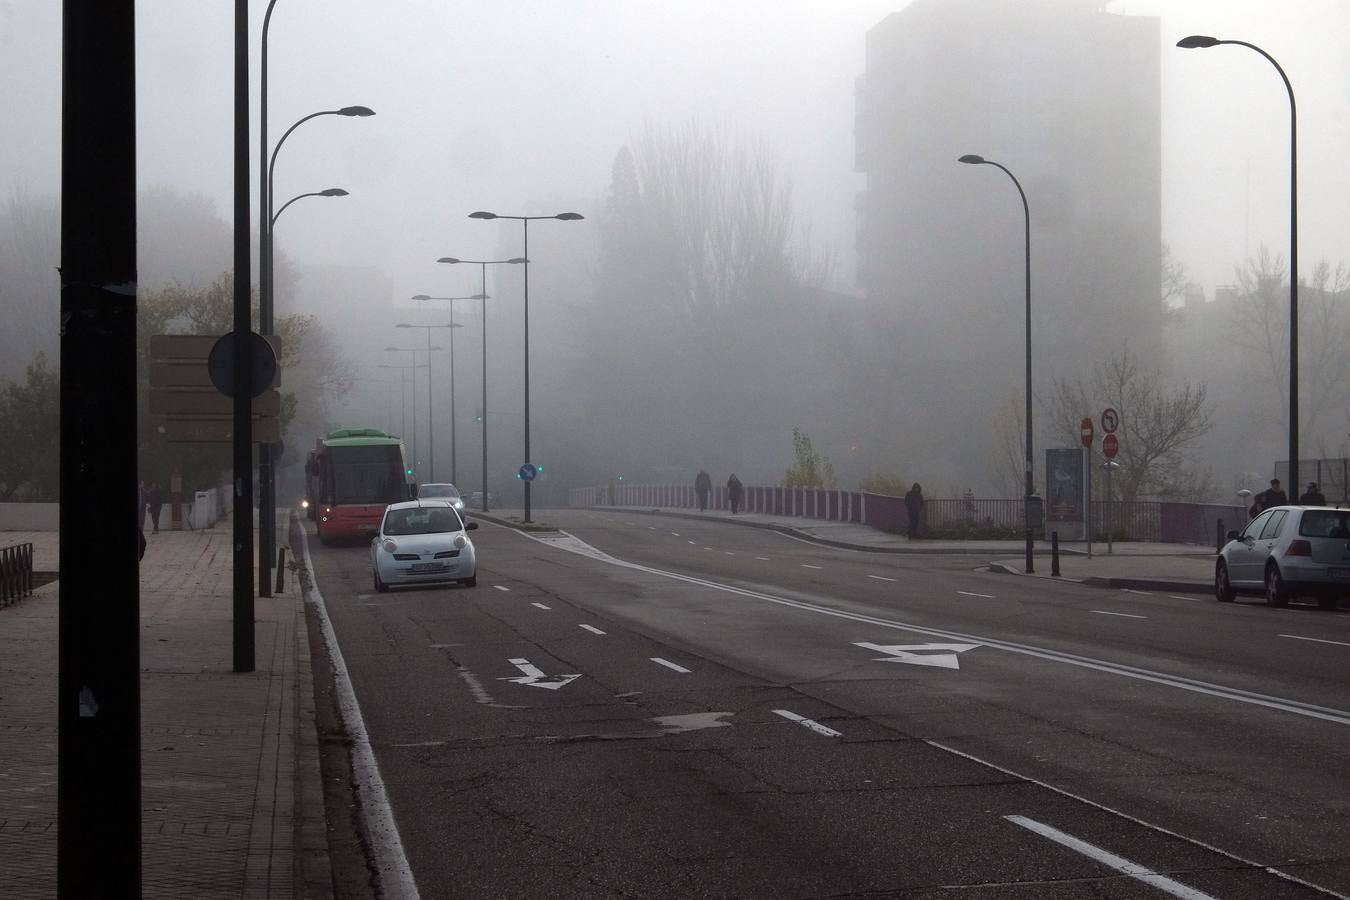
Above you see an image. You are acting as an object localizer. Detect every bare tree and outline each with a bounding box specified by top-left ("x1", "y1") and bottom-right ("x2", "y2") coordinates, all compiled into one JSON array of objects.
[{"x1": 1048, "y1": 350, "x2": 1212, "y2": 502}]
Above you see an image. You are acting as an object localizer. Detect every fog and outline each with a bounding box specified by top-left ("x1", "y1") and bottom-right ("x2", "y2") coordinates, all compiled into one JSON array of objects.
[{"x1": 2, "y1": 0, "x2": 1349, "y2": 503}]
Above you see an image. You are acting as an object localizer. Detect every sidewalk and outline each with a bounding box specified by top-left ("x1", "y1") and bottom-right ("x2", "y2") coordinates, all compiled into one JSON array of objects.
[
  {"x1": 0, "y1": 519, "x2": 330, "y2": 898},
  {"x1": 555, "y1": 504, "x2": 1217, "y2": 593}
]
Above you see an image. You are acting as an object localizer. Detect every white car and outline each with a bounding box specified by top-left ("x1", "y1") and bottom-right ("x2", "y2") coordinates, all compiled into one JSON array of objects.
[
  {"x1": 1215, "y1": 505, "x2": 1350, "y2": 609},
  {"x1": 371, "y1": 500, "x2": 478, "y2": 591},
  {"x1": 416, "y1": 483, "x2": 465, "y2": 511}
]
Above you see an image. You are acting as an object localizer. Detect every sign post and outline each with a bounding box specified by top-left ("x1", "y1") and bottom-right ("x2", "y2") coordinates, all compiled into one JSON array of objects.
[
  {"x1": 1080, "y1": 418, "x2": 1094, "y2": 557},
  {"x1": 1099, "y1": 409, "x2": 1121, "y2": 555}
]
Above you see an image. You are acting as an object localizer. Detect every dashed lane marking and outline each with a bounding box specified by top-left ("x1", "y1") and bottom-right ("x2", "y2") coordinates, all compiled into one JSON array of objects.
[
  {"x1": 1121, "y1": 588, "x2": 1153, "y2": 596},
  {"x1": 773, "y1": 709, "x2": 841, "y2": 737},
  {"x1": 493, "y1": 585, "x2": 511, "y2": 592},
  {"x1": 957, "y1": 590, "x2": 995, "y2": 599},
  {"x1": 868, "y1": 575, "x2": 897, "y2": 582},
  {"x1": 687, "y1": 540, "x2": 695, "y2": 544},
  {"x1": 531, "y1": 602, "x2": 551, "y2": 610},
  {"x1": 670, "y1": 532, "x2": 680, "y2": 537},
  {"x1": 578, "y1": 624, "x2": 606, "y2": 635},
  {"x1": 1092, "y1": 610, "x2": 1147, "y2": 619},
  {"x1": 650, "y1": 657, "x2": 691, "y2": 674},
  {"x1": 1279, "y1": 633, "x2": 1350, "y2": 648},
  {"x1": 755, "y1": 556, "x2": 770, "y2": 561},
  {"x1": 800, "y1": 564, "x2": 822, "y2": 570}
]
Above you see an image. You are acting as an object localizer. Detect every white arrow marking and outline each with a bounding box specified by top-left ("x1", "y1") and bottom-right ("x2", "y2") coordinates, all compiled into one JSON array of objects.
[
  {"x1": 854, "y1": 641, "x2": 979, "y2": 670},
  {"x1": 501, "y1": 657, "x2": 581, "y2": 690}
]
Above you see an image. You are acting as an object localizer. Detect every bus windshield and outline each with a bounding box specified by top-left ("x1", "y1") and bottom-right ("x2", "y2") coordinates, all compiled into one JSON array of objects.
[{"x1": 326, "y1": 445, "x2": 405, "y2": 505}]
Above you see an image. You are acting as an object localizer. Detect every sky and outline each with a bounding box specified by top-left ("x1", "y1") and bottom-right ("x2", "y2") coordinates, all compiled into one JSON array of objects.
[{"x1": 2, "y1": 0, "x2": 1348, "y2": 301}]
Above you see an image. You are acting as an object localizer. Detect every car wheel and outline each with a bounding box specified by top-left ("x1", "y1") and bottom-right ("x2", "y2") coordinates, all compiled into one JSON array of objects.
[
  {"x1": 1215, "y1": 561, "x2": 1236, "y2": 602},
  {"x1": 374, "y1": 570, "x2": 389, "y2": 594},
  {"x1": 463, "y1": 575, "x2": 477, "y2": 587},
  {"x1": 1264, "y1": 563, "x2": 1288, "y2": 607}
]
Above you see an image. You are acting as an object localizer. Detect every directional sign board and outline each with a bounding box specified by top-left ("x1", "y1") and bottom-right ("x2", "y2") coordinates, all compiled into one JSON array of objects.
[
  {"x1": 1079, "y1": 417, "x2": 1094, "y2": 448},
  {"x1": 1100, "y1": 407, "x2": 1119, "y2": 434},
  {"x1": 151, "y1": 416, "x2": 281, "y2": 444},
  {"x1": 148, "y1": 334, "x2": 283, "y2": 444},
  {"x1": 148, "y1": 388, "x2": 281, "y2": 417},
  {"x1": 1103, "y1": 433, "x2": 1119, "y2": 459}
]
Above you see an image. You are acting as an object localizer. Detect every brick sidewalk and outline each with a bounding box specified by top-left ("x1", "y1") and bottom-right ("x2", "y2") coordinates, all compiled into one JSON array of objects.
[{"x1": 0, "y1": 522, "x2": 330, "y2": 898}]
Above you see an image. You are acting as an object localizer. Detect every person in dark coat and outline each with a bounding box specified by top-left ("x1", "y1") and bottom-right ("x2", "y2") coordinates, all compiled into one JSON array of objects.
[
  {"x1": 726, "y1": 474, "x2": 743, "y2": 514},
  {"x1": 694, "y1": 470, "x2": 712, "y2": 512},
  {"x1": 137, "y1": 480, "x2": 147, "y2": 561},
  {"x1": 1299, "y1": 482, "x2": 1327, "y2": 505},
  {"x1": 1257, "y1": 478, "x2": 1289, "y2": 512},
  {"x1": 146, "y1": 480, "x2": 164, "y2": 533},
  {"x1": 904, "y1": 483, "x2": 925, "y2": 540}
]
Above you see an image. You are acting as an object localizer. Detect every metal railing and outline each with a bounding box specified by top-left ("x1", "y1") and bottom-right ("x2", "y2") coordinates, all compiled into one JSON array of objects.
[{"x1": 1, "y1": 542, "x2": 34, "y2": 607}]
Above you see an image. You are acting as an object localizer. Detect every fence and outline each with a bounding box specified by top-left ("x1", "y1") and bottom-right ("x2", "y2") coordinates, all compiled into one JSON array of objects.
[
  {"x1": 569, "y1": 483, "x2": 1243, "y2": 547},
  {"x1": 1, "y1": 542, "x2": 34, "y2": 607}
]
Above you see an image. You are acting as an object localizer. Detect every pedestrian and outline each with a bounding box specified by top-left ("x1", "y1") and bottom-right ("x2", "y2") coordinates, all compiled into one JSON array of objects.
[
  {"x1": 727, "y1": 473, "x2": 743, "y2": 514},
  {"x1": 1298, "y1": 481, "x2": 1327, "y2": 505},
  {"x1": 137, "y1": 479, "x2": 146, "y2": 561},
  {"x1": 146, "y1": 479, "x2": 164, "y2": 533},
  {"x1": 904, "y1": 482, "x2": 925, "y2": 540},
  {"x1": 1258, "y1": 478, "x2": 1289, "y2": 511},
  {"x1": 694, "y1": 470, "x2": 712, "y2": 512}
]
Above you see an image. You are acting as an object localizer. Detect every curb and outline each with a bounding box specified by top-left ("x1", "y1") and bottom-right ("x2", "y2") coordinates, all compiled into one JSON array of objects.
[
  {"x1": 466, "y1": 509, "x2": 561, "y2": 533},
  {"x1": 985, "y1": 562, "x2": 1211, "y2": 595}
]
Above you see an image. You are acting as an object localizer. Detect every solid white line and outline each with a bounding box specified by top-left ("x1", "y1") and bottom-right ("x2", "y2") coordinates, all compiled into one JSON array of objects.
[
  {"x1": 1279, "y1": 633, "x2": 1350, "y2": 648},
  {"x1": 868, "y1": 575, "x2": 897, "y2": 582},
  {"x1": 578, "y1": 624, "x2": 606, "y2": 635},
  {"x1": 957, "y1": 590, "x2": 995, "y2": 599},
  {"x1": 296, "y1": 519, "x2": 420, "y2": 899},
  {"x1": 1091, "y1": 610, "x2": 1147, "y2": 619},
  {"x1": 1170, "y1": 595, "x2": 1202, "y2": 601},
  {"x1": 650, "y1": 657, "x2": 691, "y2": 673},
  {"x1": 531, "y1": 602, "x2": 551, "y2": 610},
  {"x1": 1005, "y1": 816, "x2": 1217, "y2": 899},
  {"x1": 493, "y1": 585, "x2": 510, "y2": 592},
  {"x1": 800, "y1": 564, "x2": 822, "y2": 570},
  {"x1": 773, "y1": 709, "x2": 841, "y2": 737},
  {"x1": 519, "y1": 529, "x2": 1350, "y2": 727}
]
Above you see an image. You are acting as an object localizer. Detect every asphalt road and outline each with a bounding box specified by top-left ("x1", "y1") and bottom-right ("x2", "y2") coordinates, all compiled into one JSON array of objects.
[{"x1": 303, "y1": 509, "x2": 1350, "y2": 899}]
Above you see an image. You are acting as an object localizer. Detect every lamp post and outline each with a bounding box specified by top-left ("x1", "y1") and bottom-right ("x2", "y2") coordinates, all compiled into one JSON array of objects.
[
  {"x1": 259, "y1": 102, "x2": 372, "y2": 597},
  {"x1": 436, "y1": 258, "x2": 526, "y2": 513},
  {"x1": 385, "y1": 346, "x2": 439, "y2": 481},
  {"x1": 959, "y1": 154, "x2": 1035, "y2": 573},
  {"x1": 1177, "y1": 34, "x2": 1299, "y2": 494},
  {"x1": 376, "y1": 363, "x2": 417, "y2": 438},
  {"x1": 467, "y1": 213, "x2": 583, "y2": 522},
  {"x1": 396, "y1": 322, "x2": 463, "y2": 483}
]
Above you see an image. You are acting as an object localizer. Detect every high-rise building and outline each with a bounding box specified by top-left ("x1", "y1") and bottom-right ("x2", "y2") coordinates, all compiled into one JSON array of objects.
[{"x1": 854, "y1": 0, "x2": 1161, "y2": 488}]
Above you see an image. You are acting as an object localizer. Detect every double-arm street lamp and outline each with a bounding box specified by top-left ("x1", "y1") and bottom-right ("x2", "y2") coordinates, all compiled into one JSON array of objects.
[
  {"x1": 410, "y1": 293, "x2": 490, "y2": 489},
  {"x1": 395, "y1": 322, "x2": 463, "y2": 483},
  {"x1": 384, "y1": 347, "x2": 439, "y2": 479},
  {"x1": 1177, "y1": 34, "x2": 1300, "y2": 492},
  {"x1": 467, "y1": 213, "x2": 583, "y2": 522},
  {"x1": 375, "y1": 363, "x2": 422, "y2": 440},
  {"x1": 433, "y1": 257, "x2": 526, "y2": 513},
  {"x1": 958, "y1": 154, "x2": 1035, "y2": 573}
]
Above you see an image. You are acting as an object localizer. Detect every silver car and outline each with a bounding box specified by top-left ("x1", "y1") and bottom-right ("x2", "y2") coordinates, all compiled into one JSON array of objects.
[
  {"x1": 1215, "y1": 506, "x2": 1350, "y2": 609},
  {"x1": 416, "y1": 482, "x2": 465, "y2": 511},
  {"x1": 371, "y1": 500, "x2": 479, "y2": 592}
]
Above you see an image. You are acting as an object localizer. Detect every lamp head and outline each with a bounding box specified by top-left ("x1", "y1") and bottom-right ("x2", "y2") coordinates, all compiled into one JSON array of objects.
[
  {"x1": 1177, "y1": 34, "x2": 1220, "y2": 49},
  {"x1": 384, "y1": 345, "x2": 400, "y2": 352},
  {"x1": 319, "y1": 188, "x2": 348, "y2": 197},
  {"x1": 958, "y1": 154, "x2": 986, "y2": 165},
  {"x1": 338, "y1": 105, "x2": 376, "y2": 117},
  {"x1": 395, "y1": 324, "x2": 413, "y2": 329},
  {"x1": 555, "y1": 212, "x2": 584, "y2": 221},
  {"x1": 469, "y1": 211, "x2": 498, "y2": 220},
  {"x1": 471, "y1": 293, "x2": 489, "y2": 300},
  {"x1": 437, "y1": 257, "x2": 462, "y2": 264},
  {"x1": 507, "y1": 257, "x2": 527, "y2": 264},
  {"x1": 411, "y1": 294, "x2": 431, "y2": 301}
]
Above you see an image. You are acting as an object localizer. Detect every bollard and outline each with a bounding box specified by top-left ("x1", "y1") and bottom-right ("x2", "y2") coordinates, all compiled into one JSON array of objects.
[
  {"x1": 1216, "y1": 518, "x2": 1224, "y2": 554},
  {"x1": 1051, "y1": 531, "x2": 1061, "y2": 577},
  {"x1": 275, "y1": 546, "x2": 286, "y2": 593}
]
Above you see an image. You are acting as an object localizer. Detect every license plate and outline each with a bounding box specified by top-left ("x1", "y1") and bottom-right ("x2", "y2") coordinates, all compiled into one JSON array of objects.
[
  {"x1": 410, "y1": 562, "x2": 442, "y2": 573},
  {"x1": 1328, "y1": 568, "x2": 1350, "y2": 578}
]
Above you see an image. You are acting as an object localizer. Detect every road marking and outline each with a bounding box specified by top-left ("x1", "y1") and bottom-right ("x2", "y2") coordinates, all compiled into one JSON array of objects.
[
  {"x1": 773, "y1": 709, "x2": 841, "y2": 737},
  {"x1": 650, "y1": 657, "x2": 691, "y2": 673},
  {"x1": 455, "y1": 666, "x2": 523, "y2": 709},
  {"x1": 957, "y1": 590, "x2": 995, "y2": 599},
  {"x1": 1122, "y1": 588, "x2": 1153, "y2": 595},
  {"x1": 704, "y1": 547, "x2": 714, "y2": 551},
  {"x1": 724, "y1": 551, "x2": 735, "y2": 556},
  {"x1": 1091, "y1": 610, "x2": 1147, "y2": 619},
  {"x1": 296, "y1": 521, "x2": 421, "y2": 898},
  {"x1": 520, "y1": 529, "x2": 1350, "y2": 727},
  {"x1": 531, "y1": 602, "x2": 551, "y2": 610},
  {"x1": 670, "y1": 532, "x2": 680, "y2": 537},
  {"x1": 493, "y1": 585, "x2": 511, "y2": 592},
  {"x1": 578, "y1": 624, "x2": 606, "y2": 635},
  {"x1": 755, "y1": 556, "x2": 770, "y2": 561},
  {"x1": 856, "y1": 641, "x2": 979, "y2": 670},
  {"x1": 1170, "y1": 595, "x2": 1202, "y2": 601},
  {"x1": 1005, "y1": 816, "x2": 1217, "y2": 900},
  {"x1": 800, "y1": 564, "x2": 822, "y2": 570},
  {"x1": 868, "y1": 574, "x2": 897, "y2": 582},
  {"x1": 647, "y1": 526, "x2": 656, "y2": 530},
  {"x1": 655, "y1": 712, "x2": 732, "y2": 734},
  {"x1": 687, "y1": 540, "x2": 696, "y2": 545},
  {"x1": 1279, "y1": 633, "x2": 1350, "y2": 648},
  {"x1": 501, "y1": 658, "x2": 580, "y2": 690}
]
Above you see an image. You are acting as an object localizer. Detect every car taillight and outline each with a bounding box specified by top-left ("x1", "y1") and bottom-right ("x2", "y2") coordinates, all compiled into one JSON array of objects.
[
  {"x1": 382, "y1": 539, "x2": 398, "y2": 553},
  {"x1": 1287, "y1": 539, "x2": 1312, "y2": 557}
]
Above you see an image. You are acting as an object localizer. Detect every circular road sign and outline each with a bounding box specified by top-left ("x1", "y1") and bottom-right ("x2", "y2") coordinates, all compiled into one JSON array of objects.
[
  {"x1": 208, "y1": 332, "x2": 278, "y2": 399},
  {"x1": 1103, "y1": 433, "x2": 1120, "y2": 459},
  {"x1": 1079, "y1": 417, "x2": 1094, "y2": 448},
  {"x1": 1100, "y1": 407, "x2": 1120, "y2": 435},
  {"x1": 518, "y1": 463, "x2": 538, "y2": 482}
]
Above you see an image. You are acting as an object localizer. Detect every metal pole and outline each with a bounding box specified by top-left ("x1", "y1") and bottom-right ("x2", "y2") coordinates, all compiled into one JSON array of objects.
[
  {"x1": 523, "y1": 218, "x2": 532, "y2": 522},
  {"x1": 1106, "y1": 465, "x2": 1114, "y2": 555},
  {"x1": 58, "y1": 2, "x2": 141, "y2": 892},
  {"x1": 411, "y1": 352, "x2": 418, "y2": 480},
  {"x1": 449, "y1": 304, "x2": 457, "y2": 484},
  {"x1": 257, "y1": 0, "x2": 278, "y2": 599},
  {"x1": 1085, "y1": 447, "x2": 1093, "y2": 558},
  {"x1": 481, "y1": 263, "x2": 489, "y2": 512},
  {"x1": 426, "y1": 328, "x2": 434, "y2": 481}
]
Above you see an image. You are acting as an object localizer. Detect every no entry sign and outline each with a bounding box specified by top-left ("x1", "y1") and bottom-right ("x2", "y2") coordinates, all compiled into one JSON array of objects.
[
  {"x1": 1079, "y1": 417, "x2": 1094, "y2": 448},
  {"x1": 1103, "y1": 433, "x2": 1120, "y2": 459}
]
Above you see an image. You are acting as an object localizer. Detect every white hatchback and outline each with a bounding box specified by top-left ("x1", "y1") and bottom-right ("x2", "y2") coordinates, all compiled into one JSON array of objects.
[
  {"x1": 1215, "y1": 506, "x2": 1350, "y2": 609},
  {"x1": 371, "y1": 500, "x2": 479, "y2": 592}
]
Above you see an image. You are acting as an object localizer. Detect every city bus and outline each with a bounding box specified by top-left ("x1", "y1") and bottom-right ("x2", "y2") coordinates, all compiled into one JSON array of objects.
[{"x1": 304, "y1": 427, "x2": 413, "y2": 543}]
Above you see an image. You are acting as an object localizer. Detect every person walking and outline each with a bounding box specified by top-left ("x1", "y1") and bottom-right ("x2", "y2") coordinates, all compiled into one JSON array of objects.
[
  {"x1": 694, "y1": 470, "x2": 712, "y2": 512},
  {"x1": 137, "y1": 479, "x2": 146, "y2": 561},
  {"x1": 1299, "y1": 481, "x2": 1327, "y2": 505},
  {"x1": 146, "y1": 479, "x2": 164, "y2": 533},
  {"x1": 1258, "y1": 478, "x2": 1289, "y2": 511},
  {"x1": 904, "y1": 483, "x2": 925, "y2": 540},
  {"x1": 726, "y1": 473, "x2": 743, "y2": 515}
]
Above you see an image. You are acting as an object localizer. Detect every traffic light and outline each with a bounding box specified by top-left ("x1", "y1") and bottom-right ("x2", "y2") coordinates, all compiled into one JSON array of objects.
[
  {"x1": 474, "y1": 407, "x2": 483, "y2": 423},
  {"x1": 406, "y1": 467, "x2": 413, "y2": 476}
]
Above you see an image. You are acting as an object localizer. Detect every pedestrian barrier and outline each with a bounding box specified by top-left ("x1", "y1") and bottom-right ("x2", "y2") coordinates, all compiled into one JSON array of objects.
[{"x1": 1, "y1": 542, "x2": 34, "y2": 607}]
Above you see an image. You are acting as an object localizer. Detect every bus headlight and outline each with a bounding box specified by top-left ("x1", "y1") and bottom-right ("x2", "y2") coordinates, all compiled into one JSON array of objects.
[{"x1": 300, "y1": 498, "x2": 310, "y2": 509}]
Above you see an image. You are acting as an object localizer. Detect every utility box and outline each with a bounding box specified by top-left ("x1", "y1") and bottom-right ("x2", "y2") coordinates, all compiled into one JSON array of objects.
[{"x1": 1025, "y1": 494, "x2": 1044, "y2": 531}]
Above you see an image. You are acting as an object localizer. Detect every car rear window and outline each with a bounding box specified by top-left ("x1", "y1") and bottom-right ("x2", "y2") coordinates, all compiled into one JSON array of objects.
[{"x1": 1298, "y1": 509, "x2": 1350, "y2": 539}]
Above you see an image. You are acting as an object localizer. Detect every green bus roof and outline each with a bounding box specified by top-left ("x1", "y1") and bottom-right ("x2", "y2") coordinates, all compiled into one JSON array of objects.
[{"x1": 321, "y1": 426, "x2": 403, "y2": 447}]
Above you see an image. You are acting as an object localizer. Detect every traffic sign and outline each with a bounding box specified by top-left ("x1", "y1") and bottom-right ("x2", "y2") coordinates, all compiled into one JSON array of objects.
[
  {"x1": 148, "y1": 388, "x2": 281, "y2": 417},
  {"x1": 1103, "y1": 433, "x2": 1119, "y2": 459},
  {"x1": 1079, "y1": 417, "x2": 1094, "y2": 448},
  {"x1": 518, "y1": 463, "x2": 538, "y2": 481},
  {"x1": 1100, "y1": 407, "x2": 1119, "y2": 434},
  {"x1": 150, "y1": 416, "x2": 281, "y2": 444},
  {"x1": 209, "y1": 332, "x2": 279, "y2": 399}
]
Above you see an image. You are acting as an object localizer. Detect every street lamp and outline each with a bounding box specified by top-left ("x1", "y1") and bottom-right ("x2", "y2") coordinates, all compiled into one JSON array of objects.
[
  {"x1": 272, "y1": 187, "x2": 347, "y2": 225},
  {"x1": 385, "y1": 346, "x2": 439, "y2": 480},
  {"x1": 958, "y1": 153, "x2": 1035, "y2": 573},
  {"x1": 432, "y1": 258, "x2": 524, "y2": 514},
  {"x1": 375, "y1": 363, "x2": 421, "y2": 439},
  {"x1": 1177, "y1": 34, "x2": 1300, "y2": 493},
  {"x1": 467, "y1": 213, "x2": 583, "y2": 522},
  {"x1": 396, "y1": 322, "x2": 462, "y2": 482}
]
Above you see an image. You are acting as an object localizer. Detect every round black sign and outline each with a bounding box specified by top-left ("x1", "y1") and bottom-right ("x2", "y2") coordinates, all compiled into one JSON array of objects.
[{"x1": 208, "y1": 332, "x2": 278, "y2": 399}]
